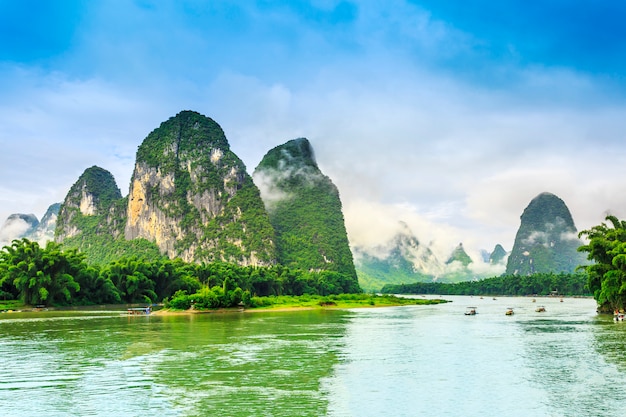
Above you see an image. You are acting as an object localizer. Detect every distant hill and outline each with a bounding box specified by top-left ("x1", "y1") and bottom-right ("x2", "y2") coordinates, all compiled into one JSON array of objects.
[
  {"x1": 489, "y1": 244, "x2": 507, "y2": 265},
  {"x1": 28, "y1": 203, "x2": 61, "y2": 244},
  {"x1": 253, "y1": 138, "x2": 360, "y2": 292},
  {"x1": 352, "y1": 222, "x2": 441, "y2": 291},
  {"x1": 446, "y1": 243, "x2": 472, "y2": 266},
  {"x1": 0, "y1": 213, "x2": 39, "y2": 245},
  {"x1": 0, "y1": 204, "x2": 61, "y2": 246},
  {"x1": 506, "y1": 192, "x2": 587, "y2": 275}
]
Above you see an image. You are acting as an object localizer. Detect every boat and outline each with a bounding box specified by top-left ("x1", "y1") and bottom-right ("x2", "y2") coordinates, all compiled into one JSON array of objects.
[
  {"x1": 535, "y1": 306, "x2": 546, "y2": 312},
  {"x1": 614, "y1": 310, "x2": 625, "y2": 322},
  {"x1": 465, "y1": 307, "x2": 477, "y2": 316},
  {"x1": 127, "y1": 306, "x2": 151, "y2": 315},
  {"x1": 505, "y1": 308, "x2": 514, "y2": 316}
]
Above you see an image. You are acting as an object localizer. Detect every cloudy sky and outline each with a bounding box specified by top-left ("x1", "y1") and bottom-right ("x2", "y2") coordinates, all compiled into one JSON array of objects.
[{"x1": 2, "y1": 0, "x2": 626, "y2": 260}]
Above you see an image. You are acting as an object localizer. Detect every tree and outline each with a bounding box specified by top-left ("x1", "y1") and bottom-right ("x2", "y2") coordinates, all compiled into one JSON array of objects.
[
  {"x1": 578, "y1": 215, "x2": 626, "y2": 312},
  {"x1": 0, "y1": 239, "x2": 82, "y2": 306},
  {"x1": 100, "y1": 257, "x2": 157, "y2": 304},
  {"x1": 74, "y1": 265, "x2": 121, "y2": 305}
]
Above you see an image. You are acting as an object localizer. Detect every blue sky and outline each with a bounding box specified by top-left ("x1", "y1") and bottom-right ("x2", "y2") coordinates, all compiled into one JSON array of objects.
[{"x1": 2, "y1": 0, "x2": 626, "y2": 265}]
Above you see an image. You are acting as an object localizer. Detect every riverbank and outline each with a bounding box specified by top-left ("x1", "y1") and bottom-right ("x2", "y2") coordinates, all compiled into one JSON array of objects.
[
  {"x1": 155, "y1": 294, "x2": 450, "y2": 315},
  {"x1": 1, "y1": 294, "x2": 450, "y2": 315}
]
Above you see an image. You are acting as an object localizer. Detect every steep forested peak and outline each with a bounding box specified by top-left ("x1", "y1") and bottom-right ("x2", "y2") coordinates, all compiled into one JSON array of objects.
[
  {"x1": 520, "y1": 192, "x2": 576, "y2": 231},
  {"x1": 67, "y1": 166, "x2": 122, "y2": 213},
  {"x1": 253, "y1": 137, "x2": 358, "y2": 287},
  {"x1": 135, "y1": 110, "x2": 237, "y2": 169},
  {"x1": 505, "y1": 191, "x2": 585, "y2": 275},
  {"x1": 446, "y1": 242, "x2": 473, "y2": 266},
  {"x1": 254, "y1": 138, "x2": 332, "y2": 199},
  {"x1": 489, "y1": 243, "x2": 507, "y2": 264},
  {"x1": 257, "y1": 137, "x2": 318, "y2": 171}
]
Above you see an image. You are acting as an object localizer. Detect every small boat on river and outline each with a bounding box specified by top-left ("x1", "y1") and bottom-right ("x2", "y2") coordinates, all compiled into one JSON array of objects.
[
  {"x1": 505, "y1": 308, "x2": 514, "y2": 316},
  {"x1": 127, "y1": 306, "x2": 151, "y2": 315},
  {"x1": 465, "y1": 307, "x2": 477, "y2": 316},
  {"x1": 535, "y1": 306, "x2": 546, "y2": 313}
]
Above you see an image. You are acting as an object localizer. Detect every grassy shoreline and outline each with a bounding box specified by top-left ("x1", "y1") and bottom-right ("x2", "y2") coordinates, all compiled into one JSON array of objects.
[
  {"x1": 2, "y1": 294, "x2": 450, "y2": 314},
  {"x1": 160, "y1": 294, "x2": 450, "y2": 314}
]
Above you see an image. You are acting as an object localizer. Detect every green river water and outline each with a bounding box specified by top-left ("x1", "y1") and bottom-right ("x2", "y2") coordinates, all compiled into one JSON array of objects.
[{"x1": 1, "y1": 296, "x2": 625, "y2": 416}]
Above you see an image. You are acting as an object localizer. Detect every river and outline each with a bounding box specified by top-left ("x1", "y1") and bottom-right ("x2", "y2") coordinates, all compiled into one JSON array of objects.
[{"x1": 0, "y1": 296, "x2": 625, "y2": 417}]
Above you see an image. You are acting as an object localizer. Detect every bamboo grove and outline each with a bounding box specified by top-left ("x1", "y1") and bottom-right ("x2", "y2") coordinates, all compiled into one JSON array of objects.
[{"x1": 0, "y1": 238, "x2": 360, "y2": 307}]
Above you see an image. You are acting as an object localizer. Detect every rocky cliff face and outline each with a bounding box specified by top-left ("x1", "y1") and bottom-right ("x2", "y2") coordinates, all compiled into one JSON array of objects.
[
  {"x1": 506, "y1": 192, "x2": 586, "y2": 275},
  {"x1": 125, "y1": 110, "x2": 276, "y2": 265},
  {"x1": 253, "y1": 138, "x2": 359, "y2": 289}
]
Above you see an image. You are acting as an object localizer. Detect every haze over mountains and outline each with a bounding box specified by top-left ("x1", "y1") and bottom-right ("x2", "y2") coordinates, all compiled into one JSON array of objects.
[{"x1": 0, "y1": 111, "x2": 589, "y2": 291}]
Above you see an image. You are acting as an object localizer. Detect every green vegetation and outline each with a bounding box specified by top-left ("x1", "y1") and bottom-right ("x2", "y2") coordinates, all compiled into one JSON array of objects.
[
  {"x1": 578, "y1": 215, "x2": 626, "y2": 312},
  {"x1": 0, "y1": 239, "x2": 83, "y2": 305},
  {"x1": 136, "y1": 110, "x2": 231, "y2": 168},
  {"x1": 54, "y1": 166, "x2": 148, "y2": 265},
  {"x1": 356, "y1": 258, "x2": 434, "y2": 293},
  {"x1": 59, "y1": 195, "x2": 162, "y2": 265},
  {"x1": 0, "y1": 238, "x2": 361, "y2": 307},
  {"x1": 446, "y1": 243, "x2": 472, "y2": 266},
  {"x1": 240, "y1": 293, "x2": 448, "y2": 310},
  {"x1": 489, "y1": 244, "x2": 507, "y2": 264},
  {"x1": 56, "y1": 166, "x2": 122, "y2": 236},
  {"x1": 254, "y1": 138, "x2": 359, "y2": 291},
  {"x1": 0, "y1": 299, "x2": 22, "y2": 311},
  {"x1": 380, "y1": 272, "x2": 590, "y2": 297},
  {"x1": 506, "y1": 192, "x2": 586, "y2": 275}
]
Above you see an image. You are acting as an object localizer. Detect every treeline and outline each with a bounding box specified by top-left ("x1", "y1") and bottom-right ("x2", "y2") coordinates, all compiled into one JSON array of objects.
[
  {"x1": 0, "y1": 238, "x2": 361, "y2": 308},
  {"x1": 380, "y1": 272, "x2": 590, "y2": 297},
  {"x1": 578, "y1": 215, "x2": 626, "y2": 312}
]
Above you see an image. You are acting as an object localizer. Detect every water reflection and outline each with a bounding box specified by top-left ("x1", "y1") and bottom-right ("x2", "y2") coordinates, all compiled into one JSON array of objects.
[
  {"x1": 3, "y1": 299, "x2": 626, "y2": 417},
  {"x1": 591, "y1": 314, "x2": 626, "y2": 372},
  {"x1": 0, "y1": 310, "x2": 349, "y2": 417},
  {"x1": 323, "y1": 296, "x2": 626, "y2": 417}
]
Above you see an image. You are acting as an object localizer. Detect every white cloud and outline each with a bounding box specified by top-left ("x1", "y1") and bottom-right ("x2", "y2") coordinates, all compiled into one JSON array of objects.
[
  {"x1": 2, "y1": 0, "x2": 626, "y2": 269},
  {"x1": 0, "y1": 216, "x2": 34, "y2": 246}
]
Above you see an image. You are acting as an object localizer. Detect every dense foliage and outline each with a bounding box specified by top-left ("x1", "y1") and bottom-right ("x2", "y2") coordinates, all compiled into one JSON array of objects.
[
  {"x1": 380, "y1": 272, "x2": 590, "y2": 297},
  {"x1": 0, "y1": 238, "x2": 359, "y2": 307},
  {"x1": 506, "y1": 192, "x2": 586, "y2": 275},
  {"x1": 254, "y1": 138, "x2": 359, "y2": 291},
  {"x1": 578, "y1": 215, "x2": 626, "y2": 312}
]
